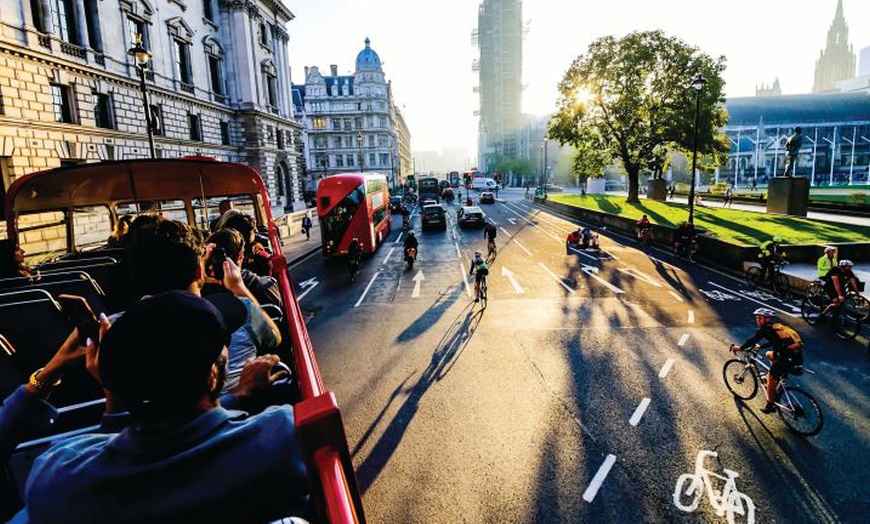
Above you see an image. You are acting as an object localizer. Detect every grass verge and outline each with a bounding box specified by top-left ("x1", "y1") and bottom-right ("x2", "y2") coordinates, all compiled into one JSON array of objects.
[{"x1": 550, "y1": 194, "x2": 870, "y2": 246}]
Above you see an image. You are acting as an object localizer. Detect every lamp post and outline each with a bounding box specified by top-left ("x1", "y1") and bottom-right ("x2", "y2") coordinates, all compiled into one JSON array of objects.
[
  {"x1": 687, "y1": 73, "x2": 707, "y2": 225},
  {"x1": 127, "y1": 34, "x2": 156, "y2": 159},
  {"x1": 357, "y1": 131, "x2": 364, "y2": 173},
  {"x1": 543, "y1": 138, "x2": 549, "y2": 198}
]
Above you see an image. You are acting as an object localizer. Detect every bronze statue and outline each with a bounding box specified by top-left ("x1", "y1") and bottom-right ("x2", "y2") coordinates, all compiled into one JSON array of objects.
[{"x1": 783, "y1": 126, "x2": 803, "y2": 177}]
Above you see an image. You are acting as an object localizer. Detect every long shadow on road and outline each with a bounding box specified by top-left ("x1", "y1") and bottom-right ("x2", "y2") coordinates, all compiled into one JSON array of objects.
[{"x1": 356, "y1": 303, "x2": 485, "y2": 494}]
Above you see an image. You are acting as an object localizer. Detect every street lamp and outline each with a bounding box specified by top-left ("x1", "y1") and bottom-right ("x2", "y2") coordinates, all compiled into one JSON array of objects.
[
  {"x1": 542, "y1": 138, "x2": 549, "y2": 198},
  {"x1": 687, "y1": 73, "x2": 707, "y2": 225},
  {"x1": 127, "y1": 33, "x2": 156, "y2": 159},
  {"x1": 357, "y1": 131, "x2": 364, "y2": 173}
]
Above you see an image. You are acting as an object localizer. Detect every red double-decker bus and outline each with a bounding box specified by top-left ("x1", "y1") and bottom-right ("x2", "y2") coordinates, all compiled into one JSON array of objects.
[{"x1": 316, "y1": 173, "x2": 391, "y2": 256}]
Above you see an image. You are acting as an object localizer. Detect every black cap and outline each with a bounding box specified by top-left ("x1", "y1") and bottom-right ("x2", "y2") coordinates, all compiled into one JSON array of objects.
[{"x1": 99, "y1": 291, "x2": 245, "y2": 416}]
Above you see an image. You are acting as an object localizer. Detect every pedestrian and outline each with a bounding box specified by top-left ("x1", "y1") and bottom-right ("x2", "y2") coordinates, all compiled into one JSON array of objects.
[
  {"x1": 723, "y1": 186, "x2": 734, "y2": 208},
  {"x1": 750, "y1": 178, "x2": 758, "y2": 191},
  {"x1": 301, "y1": 214, "x2": 312, "y2": 241}
]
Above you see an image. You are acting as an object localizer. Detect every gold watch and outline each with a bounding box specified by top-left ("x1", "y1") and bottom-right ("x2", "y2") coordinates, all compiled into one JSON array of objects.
[{"x1": 28, "y1": 367, "x2": 62, "y2": 393}]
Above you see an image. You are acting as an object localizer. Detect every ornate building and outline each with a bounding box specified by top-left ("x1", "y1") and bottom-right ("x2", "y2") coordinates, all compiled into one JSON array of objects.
[
  {"x1": 755, "y1": 79, "x2": 781, "y2": 97},
  {"x1": 0, "y1": 0, "x2": 305, "y2": 215},
  {"x1": 292, "y1": 38, "x2": 410, "y2": 188},
  {"x1": 813, "y1": 0, "x2": 855, "y2": 93}
]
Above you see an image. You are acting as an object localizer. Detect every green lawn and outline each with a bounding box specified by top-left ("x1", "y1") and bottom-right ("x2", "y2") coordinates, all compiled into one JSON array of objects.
[{"x1": 550, "y1": 194, "x2": 870, "y2": 246}]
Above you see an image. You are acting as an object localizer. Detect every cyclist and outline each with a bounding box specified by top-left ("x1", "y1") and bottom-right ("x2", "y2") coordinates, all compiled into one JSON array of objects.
[
  {"x1": 636, "y1": 215, "x2": 652, "y2": 240},
  {"x1": 469, "y1": 251, "x2": 489, "y2": 302},
  {"x1": 484, "y1": 220, "x2": 498, "y2": 253},
  {"x1": 758, "y1": 236, "x2": 787, "y2": 284},
  {"x1": 403, "y1": 230, "x2": 418, "y2": 255},
  {"x1": 821, "y1": 259, "x2": 860, "y2": 317},
  {"x1": 817, "y1": 246, "x2": 837, "y2": 280},
  {"x1": 580, "y1": 227, "x2": 598, "y2": 249},
  {"x1": 566, "y1": 229, "x2": 581, "y2": 254},
  {"x1": 348, "y1": 238, "x2": 361, "y2": 275},
  {"x1": 730, "y1": 308, "x2": 804, "y2": 414},
  {"x1": 400, "y1": 205, "x2": 411, "y2": 230},
  {"x1": 673, "y1": 221, "x2": 696, "y2": 255}
]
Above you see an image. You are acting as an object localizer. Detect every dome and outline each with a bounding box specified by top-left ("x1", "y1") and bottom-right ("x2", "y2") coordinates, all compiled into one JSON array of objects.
[{"x1": 355, "y1": 37, "x2": 382, "y2": 72}]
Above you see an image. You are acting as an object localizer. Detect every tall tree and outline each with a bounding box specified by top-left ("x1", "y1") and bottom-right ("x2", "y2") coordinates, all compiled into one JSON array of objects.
[{"x1": 549, "y1": 30, "x2": 730, "y2": 203}]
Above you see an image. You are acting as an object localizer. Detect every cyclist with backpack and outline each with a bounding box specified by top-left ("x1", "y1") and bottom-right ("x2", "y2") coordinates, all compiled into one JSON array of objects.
[
  {"x1": 469, "y1": 251, "x2": 489, "y2": 303},
  {"x1": 730, "y1": 308, "x2": 803, "y2": 414},
  {"x1": 484, "y1": 221, "x2": 498, "y2": 255}
]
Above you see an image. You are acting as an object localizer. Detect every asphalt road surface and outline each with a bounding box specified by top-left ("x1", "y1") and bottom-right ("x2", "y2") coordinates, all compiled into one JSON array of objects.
[{"x1": 290, "y1": 187, "x2": 869, "y2": 523}]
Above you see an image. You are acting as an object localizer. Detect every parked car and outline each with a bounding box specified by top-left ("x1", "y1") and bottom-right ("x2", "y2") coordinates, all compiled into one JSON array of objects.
[
  {"x1": 479, "y1": 191, "x2": 495, "y2": 204},
  {"x1": 542, "y1": 183, "x2": 563, "y2": 193},
  {"x1": 421, "y1": 204, "x2": 447, "y2": 231},
  {"x1": 422, "y1": 199, "x2": 438, "y2": 207},
  {"x1": 457, "y1": 205, "x2": 486, "y2": 228},
  {"x1": 604, "y1": 181, "x2": 625, "y2": 191},
  {"x1": 390, "y1": 195, "x2": 404, "y2": 212}
]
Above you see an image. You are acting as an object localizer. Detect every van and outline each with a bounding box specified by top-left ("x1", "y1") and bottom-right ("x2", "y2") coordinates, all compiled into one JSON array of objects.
[{"x1": 471, "y1": 177, "x2": 498, "y2": 191}]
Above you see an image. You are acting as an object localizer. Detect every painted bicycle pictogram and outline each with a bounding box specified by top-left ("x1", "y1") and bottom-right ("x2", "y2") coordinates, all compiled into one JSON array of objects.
[{"x1": 673, "y1": 450, "x2": 755, "y2": 524}]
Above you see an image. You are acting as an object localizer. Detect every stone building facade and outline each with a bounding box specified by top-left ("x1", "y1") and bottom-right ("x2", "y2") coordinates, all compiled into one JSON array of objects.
[
  {"x1": 0, "y1": 0, "x2": 305, "y2": 219},
  {"x1": 291, "y1": 38, "x2": 411, "y2": 189},
  {"x1": 813, "y1": 0, "x2": 855, "y2": 93}
]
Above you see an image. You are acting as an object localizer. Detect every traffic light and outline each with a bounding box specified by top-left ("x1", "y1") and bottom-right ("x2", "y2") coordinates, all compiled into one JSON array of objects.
[
  {"x1": 463, "y1": 173, "x2": 471, "y2": 185},
  {"x1": 407, "y1": 174, "x2": 415, "y2": 187}
]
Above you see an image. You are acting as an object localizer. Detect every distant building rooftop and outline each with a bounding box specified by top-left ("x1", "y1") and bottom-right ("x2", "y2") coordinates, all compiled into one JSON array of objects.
[{"x1": 725, "y1": 91, "x2": 870, "y2": 127}]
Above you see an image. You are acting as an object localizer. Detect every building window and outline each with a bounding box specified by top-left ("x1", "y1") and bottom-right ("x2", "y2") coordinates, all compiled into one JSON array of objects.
[
  {"x1": 150, "y1": 104, "x2": 163, "y2": 135},
  {"x1": 220, "y1": 121, "x2": 230, "y2": 145},
  {"x1": 354, "y1": 117, "x2": 363, "y2": 129},
  {"x1": 343, "y1": 118, "x2": 352, "y2": 130},
  {"x1": 312, "y1": 117, "x2": 326, "y2": 130},
  {"x1": 276, "y1": 129, "x2": 285, "y2": 150},
  {"x1": 331, "y1": 118, "x2": 341, "y2": 130},
  {"x1": 128, "y1": 18, "x2": 150, "y2": 50},
  {"x1": 368, "y1": 135, "x2": 375, "y2": 147},
  {"x1": 335, "y1": 155, "x2": 344, "y2": 168},
  {"x1": 51, "y1": 0, "x2": 77, "y2": 44},
  {"x1": 265, "y1": 74, "x2": 277, "y2": 108},
  {"x1": 379, "y1": 116, "x2": 387, "y2": 128},
  {"x1": 188, "y1": 113, "x2": 202, "y2": 141},
  {"x1": 380, "y1": 153, "x2": 388, "y2": 166},
  {"x1": 30, "y1": 0, "x2": 47, "y2": 33},
  {"x1": 50, "y1": 84, "x2": 73, "y2": 123},
  {"x1": 83, "y1": 0, "x2": 102, "y2": 51},
  {"x1": 174, "y1": 40, "x2": 192, "y2": 85},
  {"x1": 203, "y1": 0, "x2": 216, "y2": 24},
  {"x1": 369, "y1": 153, "x2": 376, "y2": 166},
  {"x1": 346, "y1": 154, "x2": 355, "y2": 167},
  {"x1": 259, "y1": 22, "x2": 269, "y2": 46},
  {"x1": 208, "y1": 55, "x2": 224, "y2": 97},
  {"x1": 93, "y1": 92, "x2": 113, "y2": 129}
]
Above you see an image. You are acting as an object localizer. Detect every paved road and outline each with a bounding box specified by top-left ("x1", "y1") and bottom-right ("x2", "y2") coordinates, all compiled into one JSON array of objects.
[{"x1": 289, "y1": 187, "x2": 870, "y2": 523}]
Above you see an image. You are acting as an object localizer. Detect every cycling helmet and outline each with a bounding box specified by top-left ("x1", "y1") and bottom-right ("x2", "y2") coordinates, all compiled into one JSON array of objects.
[
  {"x1": 839, "y1": 259, "x2": 853, "y2": 268},
  {"x1": 408, "y1": 230, "x2": 415, "y2": 236},
  {"x1": 772, "y1": 236, "x2": 783, "y2": 243},
  {"x1": 824, "y1": 246, "x2": 836, "y2": 253},
  {"x1": 474, "y1": 250, "x2": 482, "y2": 256},
  {"x1": 752, "y1": 307, "x2": 776, "y2": 318}
]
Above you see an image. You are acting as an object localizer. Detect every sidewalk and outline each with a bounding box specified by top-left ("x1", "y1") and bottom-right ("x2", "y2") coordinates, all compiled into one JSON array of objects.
[
  {"x1": 665, "y1": 195, "x2": 870, "y2": 227},
  {"x1": 281, "y1": 218, "x2": 321, "y2": 265}
]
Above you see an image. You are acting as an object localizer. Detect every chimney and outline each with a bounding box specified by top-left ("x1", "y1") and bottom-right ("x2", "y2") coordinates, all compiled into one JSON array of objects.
[
  {"x1": 304, "y1": 66, "x2": 310, "y2": 79},
  {"x1": 330, "y1": 64, "x2": 338, "y2": 76}
]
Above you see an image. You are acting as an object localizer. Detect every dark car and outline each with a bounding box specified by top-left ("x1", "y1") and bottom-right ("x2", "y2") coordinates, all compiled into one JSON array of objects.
[
  {"x1": 457, "y1": 206, "x2": 485, "y2": 228},
  {"x1": 390, "y1": 196, "x2": 403, "y2": 212},
  {"x1": 542, "y1": 183, "x2": 564, "y2": 193},
  {"x1": 421, "y1": 204, "x2": 447, "y2": 231},
  {"x1": 479, "y1": 191, "x2": 495, "y2": 204}
]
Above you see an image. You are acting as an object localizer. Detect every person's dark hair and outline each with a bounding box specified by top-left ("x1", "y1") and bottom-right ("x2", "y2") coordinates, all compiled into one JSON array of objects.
[
  {"x1": 0, "y1": 239, "x2": 22, "y2": 278},
  {"x1": 217, "y1": 210, "x2": 255, "y2": 244},
  {"x1": 125, "y1": 217, "x2": 204, "y2": 296},
  {"x1": 207, "y1": 228, "x2": 245, "y2": 263}
]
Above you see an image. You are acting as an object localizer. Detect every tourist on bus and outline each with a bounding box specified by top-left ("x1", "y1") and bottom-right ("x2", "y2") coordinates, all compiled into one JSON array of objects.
[
  {"x1": 106, "y1": 215, "x2": 133, "y2": 248},
  {"x1": 125, "y1": 218, "x2": 280, "y2": 392},
  {"x1": 207, "y1": 228, "x2": 283, "y2": 310},
  {"x1": 0, "y1": 291, "x2": 310, "y2": 523},
  {"x1": 0, "y1": 239, "x2": 35, "y2": 280},
  {"x1": 215, "y1": 210, "x2": 272, "y2": 277}
]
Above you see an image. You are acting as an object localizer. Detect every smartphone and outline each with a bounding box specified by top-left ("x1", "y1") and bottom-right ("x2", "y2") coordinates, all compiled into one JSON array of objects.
[
  {"x1": 57, "y1": 294, "x2": 100, "y2": 345},
  {"x1": 210, "y1": 247, "x2": 226, "y2": 281}
]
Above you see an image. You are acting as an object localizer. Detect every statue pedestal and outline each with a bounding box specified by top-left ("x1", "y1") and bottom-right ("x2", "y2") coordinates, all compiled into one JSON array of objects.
[
  {"x1": 766, "y1": 176, "x2": 809, "y2": 217},
  {"x1": 647, "y1": 178, "x2": 667, "y2": 201}
]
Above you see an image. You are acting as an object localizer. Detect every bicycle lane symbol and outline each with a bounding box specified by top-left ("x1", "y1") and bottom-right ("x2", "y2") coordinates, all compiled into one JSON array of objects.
[
  {"x1": 673, "y1": 450, "x2": 756, "y2": 524},
  {"x1": 699, "y1": 289, "x2": 741, "y2": 302}
]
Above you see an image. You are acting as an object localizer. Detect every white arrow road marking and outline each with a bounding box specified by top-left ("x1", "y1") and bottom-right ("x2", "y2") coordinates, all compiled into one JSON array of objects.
[
  {"x1": 459, "y1": 262, "x2": 472, "y2": 297},
  {"x1": 381, "y1": 247, "x2": 395, "y2": 265},
  {"x1": 678, "y1": 334, "x2": 690, "y2": 347},
  {"x1": 581, "y1": 264, "x2": 625, "y2": 294},
  {"x1": 583, "y1": 454, "x2": 617, "y2": 503},
  {"x1": 539, "y1": 263, "x2": 576, "y2": 294},
  {"x1": 411, "y1": 270, "x2": 425, "y2": 298},
  {"x1": 296, "y1": 278, "x2": 320, "y2": 301},
  {"x1": 354, "y1": 271, "x2": 381, "y2": 308},
  {"x1": 501, "y1": 266, "x2": 524, "y2": 294},
  {"x1": 707, "y1": 281, "x2": 800, "y2": 318},
  {"x1": 617, "y1": 267, "x2": 663, "y2": 288},
  {"x1": 513, "y1": 239, "x2": 532, "y2": 256},
  {"x1": 508, "y1": 218, "x2": 517, "y2": 225},
  {"x1": 668, "y1": 290, "x2": 685, "y2": 302},
  {"x1": 629, "y1": 398, "x2": 651, "y2": 427},
  {"x1": 659, "y1": 358, "x2": 676, "y2": 378},
  {"x1": 567, "y1": 245, "x2": 599, "y2": 262},
  {"x1": 687, "y1": 310, "x2": 695, "y2": 324}
]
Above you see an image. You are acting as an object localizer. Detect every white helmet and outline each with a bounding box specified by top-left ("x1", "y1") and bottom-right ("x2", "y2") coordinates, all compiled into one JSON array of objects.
[
  {"x1": 753, "y1": 307, "x2": 776, "y2": 318},
  {"x1": 839, "y1": 259, "x2": 853, "y2": 268},
  {"x1": 474, "y1": 250, "x2": 482, "y2": 257},
  {"x1": 824, "y1": 246, "x2": 836, "y2": 253}
]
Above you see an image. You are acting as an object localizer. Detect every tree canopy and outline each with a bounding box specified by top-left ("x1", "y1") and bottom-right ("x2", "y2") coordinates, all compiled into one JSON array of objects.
[{"x1": 549, "y1": 30, "x2": 730, "y2": 203}]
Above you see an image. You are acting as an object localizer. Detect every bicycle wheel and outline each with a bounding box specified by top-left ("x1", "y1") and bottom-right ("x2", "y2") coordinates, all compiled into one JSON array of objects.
[
  {"x1": 777, "y1": 386, "x2": 823, "y2": 436},
  {"x1": 687, "y1": 245, "x2": 698, "y2": 264},
  {"x1": 672, "y1": 474, "x2": 702, "y2": 512},
  {"x1": 845, "y1": 293, "x2": 869, "y2": 322},
  {"x1": 725, "y1": 491, "x2": 756, "y2": 524},
  {"x1": 722, "y1": 359, "x2": 759, "y2": 400},
  {"x1": 801, "y1": 297, "x2": 823, "y2": 325},
  {"x1": 746, "y1": 266, "x2": 763, "y2": 289},
  {"x1": 480, "y1": 279, "x2": 488, "y2": 308},
  {"x1": 773, "y1": 272, "x2": 790, "y2": 298},
  {"x1": 833, "y1": 310, "x2": 861, "y2": 341}
]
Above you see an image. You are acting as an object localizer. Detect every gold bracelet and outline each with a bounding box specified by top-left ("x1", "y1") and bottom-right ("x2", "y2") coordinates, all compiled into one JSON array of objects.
[{"x1": 28, "y1": 367, "x2": 62, "y2": 393}]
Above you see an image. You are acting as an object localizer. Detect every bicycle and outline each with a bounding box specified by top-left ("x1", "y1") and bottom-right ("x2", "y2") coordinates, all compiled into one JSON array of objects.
[
  {"x1": 487, "y1": 237, "x2": 497, "y2": 258},
  {"x1": 348, "y1": 255, "x2": 360, "y2": 283},
  {"x1": 673, "y1": 237, "x2": 698, "y2": 264},
  {"x1": 746, "y1": 260, "x2": 790, "y2": 298},
  {"x1": 673, "y1": 450, "x2": 755, "y2": 524},
  {"x1": 638, "y1": 227, "x2": 652, "y2": 246},
  {"x1": 801, "y1": 289, "x2": 863, "y2": 341},
  {"x1": 722, "y1": 346, "x2": 823, "y2": 436},
  {"x1": 477, "y1": 275, "x2": 488, "y2": 308}
]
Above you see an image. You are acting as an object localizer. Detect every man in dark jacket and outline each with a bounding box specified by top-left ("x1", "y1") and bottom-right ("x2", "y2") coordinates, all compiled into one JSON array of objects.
[{"x1": 207, "y1": 228, "x2": 283, "y2": 309}]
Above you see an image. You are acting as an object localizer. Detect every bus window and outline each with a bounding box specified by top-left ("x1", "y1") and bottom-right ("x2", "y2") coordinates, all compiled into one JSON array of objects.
[
  {"x1": 17, "y1": 210, "x2": 68, "y2": 263},
  {"x1": 321, "y1": 184, "x2": 364, "y2": 254},
  {"x1": 115, "y1": 200, "x2": 188, "y2": 223},
  {"x1": 193, "y1": 196, "x2": 257, "y2": 231},
  {"x1": 72, "y1": 206, "x2": 112, "y2": 251}
]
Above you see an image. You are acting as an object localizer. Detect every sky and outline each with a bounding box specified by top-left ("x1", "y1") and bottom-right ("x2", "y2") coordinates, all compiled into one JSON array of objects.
[{"x1": 285, "y1": 0, "x2": 870, "y2": 158}]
